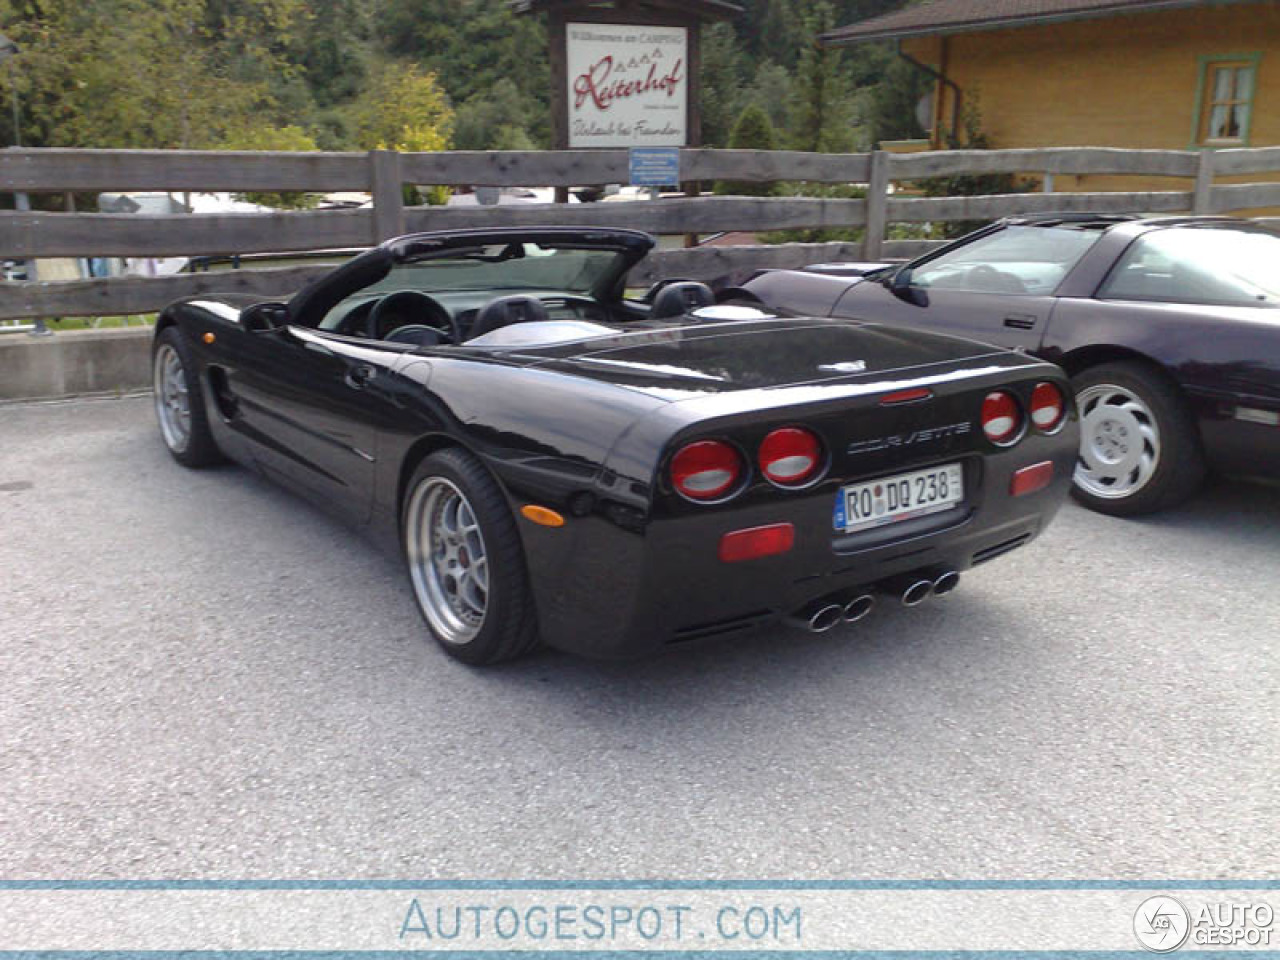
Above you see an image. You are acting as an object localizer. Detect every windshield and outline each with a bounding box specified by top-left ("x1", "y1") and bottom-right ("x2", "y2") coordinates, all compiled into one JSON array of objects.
[
  {"x1": 367, "y1": 243, "x2": 622, "y2": 296},
  {"x1": 911, "y1": 225, "x2": 1103, "y2": 295},
  {"x1": 1099, "y1": 227, "x2": 1280, "y2": 307}
]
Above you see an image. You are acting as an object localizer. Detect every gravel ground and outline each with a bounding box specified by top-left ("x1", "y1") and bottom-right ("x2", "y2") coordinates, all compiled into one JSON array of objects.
[{"x1": 1, "y1": 394, "x2": 1276, "y2": 879}]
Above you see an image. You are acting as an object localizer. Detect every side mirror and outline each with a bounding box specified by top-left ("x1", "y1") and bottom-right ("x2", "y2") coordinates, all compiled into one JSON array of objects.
[
  {"x1": 887, "y1": 268, "x2": 924, "y2": 305},
  {"x1": 241, "y1": 301, "x2": 290, "y2": 333}
]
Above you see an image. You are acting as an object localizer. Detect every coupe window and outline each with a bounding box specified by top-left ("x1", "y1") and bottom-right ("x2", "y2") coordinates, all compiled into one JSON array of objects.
[
  {"x1": 1099, "y1": 228, "x2": 1280, "y2": 308},
  {"x1": 908, "y1": 225, "x2": 1102, "y2": 295}
]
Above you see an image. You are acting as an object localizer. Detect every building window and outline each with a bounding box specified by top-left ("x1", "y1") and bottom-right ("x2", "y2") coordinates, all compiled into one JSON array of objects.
[{"x1": 1195, "y1": 55, "x2": 1259, "y2": 146}]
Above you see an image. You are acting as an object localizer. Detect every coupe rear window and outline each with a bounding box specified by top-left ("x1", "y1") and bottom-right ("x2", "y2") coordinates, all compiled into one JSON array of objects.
[
  {"x1": 1099, "y1": 227, "x2": 1280, "y2": 307},
  {"x1": 910, "y1": 225, "x2": 1102, "y2": 295}
]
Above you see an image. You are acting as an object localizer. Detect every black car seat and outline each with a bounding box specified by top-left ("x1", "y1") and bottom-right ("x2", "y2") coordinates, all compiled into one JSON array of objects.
[
  {"x1": 468, "y1": 295, "x2": 551, "y2": 340},
  {"x1": 651, "y1": 281, "x2": 715, "y2": 319}
]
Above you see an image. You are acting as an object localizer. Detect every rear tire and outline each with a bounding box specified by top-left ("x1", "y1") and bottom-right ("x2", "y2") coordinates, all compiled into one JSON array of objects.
[
  {"x1": 1070, "y1": 361, "x2": 1206, "y2": 516},
  {"x1": 152, "y1": 327, "x2": 223, "y2": 468},
  {"x1": 401, "y1": 448, "x2": 540, "y2": 665}
]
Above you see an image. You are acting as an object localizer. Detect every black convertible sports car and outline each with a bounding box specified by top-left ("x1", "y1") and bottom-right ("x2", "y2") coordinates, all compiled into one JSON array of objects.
[
  {"x1": 744, "y1": 214, "x2": 1280, "y2": 516},
  {"x1": 153, "y1": 227, "x2": 1077, "y2": 664}
]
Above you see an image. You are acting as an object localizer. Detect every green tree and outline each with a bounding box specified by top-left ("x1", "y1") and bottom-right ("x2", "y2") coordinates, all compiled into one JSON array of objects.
[
  {"x1": 452, "y1": 78, "x2": 536, "y2": 151},
  {"x1": 352, "y1": 63, "x2": 454, "y2": 152},
  {"x1": 715, "y1": 104, "x2": 781, "y2": 196},
  {"x1": 789, "y1": 1, "x2": 855, "y2": 152}
]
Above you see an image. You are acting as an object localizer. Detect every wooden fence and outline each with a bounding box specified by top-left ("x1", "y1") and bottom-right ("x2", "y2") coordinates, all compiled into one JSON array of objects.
[{"x1": 1, "y1": 144, "x2": 1279, "y2": 321}]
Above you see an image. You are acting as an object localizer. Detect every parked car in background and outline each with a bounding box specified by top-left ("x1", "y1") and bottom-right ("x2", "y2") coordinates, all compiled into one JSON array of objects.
[
  {"x1": 152, "y1": 227, "x2": 1077, "y2": 664},
  {"x1": 744, "y1": 215, "x2": 1280, "y2": 516}
]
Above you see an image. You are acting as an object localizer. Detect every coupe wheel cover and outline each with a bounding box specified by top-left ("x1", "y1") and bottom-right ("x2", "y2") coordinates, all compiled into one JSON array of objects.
[
  {"x1": 154, "y1": 343, "x2": 191, "y2": 453},
  {"x1": 405, "y1": 477, "x2": 489, "y2": 645},
  {"x1": 1073, "y1": 382, "x2": 1161, "y2": 499}
]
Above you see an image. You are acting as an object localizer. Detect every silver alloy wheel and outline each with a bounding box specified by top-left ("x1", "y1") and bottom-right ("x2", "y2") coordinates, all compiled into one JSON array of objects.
[
  {"x1": 154, "y1": 343, "x2": 191, "y2": 453},
  {"x1": 1074, "y1": 381, "x2": 1161, "y2": 500},
  {"x1": 405, "y1": 476, "x2": 489, "y2": 645}
]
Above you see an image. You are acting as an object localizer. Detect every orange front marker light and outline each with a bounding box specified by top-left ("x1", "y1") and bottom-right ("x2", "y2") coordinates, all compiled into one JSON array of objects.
[
  {"x1": 719, "y1": 523, "x2": 795, "y2": 563},
  {"x1": 520, "y1": 505, "x2": 566, "y2": 527},
  {"x1": 202, "y1": 332, "x2": 216, "y2": 344},
  {"x1": 1010, "y1": 461, "x2": 1054, "y2": 497}
]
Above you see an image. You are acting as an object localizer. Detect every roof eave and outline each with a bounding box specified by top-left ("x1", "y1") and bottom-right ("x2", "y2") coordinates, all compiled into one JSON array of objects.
[{"x1": 820, "y1": 0, "x2": 1251, "y2": 47}]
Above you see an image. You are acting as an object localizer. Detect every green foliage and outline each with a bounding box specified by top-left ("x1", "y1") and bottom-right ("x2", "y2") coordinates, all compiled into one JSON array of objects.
[
  {"x1": 715, "y1": 105, "x2": 781, "y2": 197},
  {"x1": 919, "y1": 97, "x2": 1034, "y2": 237},
  {"x1": 353, "y1": 63, "x2": 453, "y2": 152},
  {"x1": 218, "y1": 124, "x2": 320, "y2": 209},
  {"x1": 789, "y1": 1, "x2": 856, "y2": 152}
]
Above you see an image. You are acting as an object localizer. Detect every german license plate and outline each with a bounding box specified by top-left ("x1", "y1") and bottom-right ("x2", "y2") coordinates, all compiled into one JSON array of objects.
[{"x1": 834, "y1": 462, "x2": 964, "y2": 533}]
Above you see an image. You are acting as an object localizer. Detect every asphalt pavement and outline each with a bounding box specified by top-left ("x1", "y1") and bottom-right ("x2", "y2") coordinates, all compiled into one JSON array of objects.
[{"x1": 2, "y1": 394, "x2": 1277, "y2": 879}]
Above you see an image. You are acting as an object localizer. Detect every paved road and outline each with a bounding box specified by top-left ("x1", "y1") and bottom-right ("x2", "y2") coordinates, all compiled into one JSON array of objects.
[{"x1": 2, "y1": 394, "x2": 1277, "y2": 879}]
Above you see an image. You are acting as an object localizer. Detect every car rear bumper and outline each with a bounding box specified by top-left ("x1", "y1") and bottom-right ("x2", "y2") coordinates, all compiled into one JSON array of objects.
[{"x1": 524, "y1": 431, "x2": 1077, "y2": 658}]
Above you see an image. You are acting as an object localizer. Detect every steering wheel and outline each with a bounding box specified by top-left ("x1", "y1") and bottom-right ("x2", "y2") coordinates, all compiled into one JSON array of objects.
[{"x1": 366, "y1": 290, "x2": 462, "y2": 344}]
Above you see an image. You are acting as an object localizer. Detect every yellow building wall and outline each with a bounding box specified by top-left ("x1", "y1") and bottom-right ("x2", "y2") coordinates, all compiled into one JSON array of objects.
[{"x1": 901, "y1": 1, "x2": 1280, "y2": 203}]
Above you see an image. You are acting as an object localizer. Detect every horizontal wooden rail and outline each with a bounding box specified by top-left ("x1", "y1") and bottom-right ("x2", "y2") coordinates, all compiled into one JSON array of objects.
[
  {"x1": 0, "y1": 244, "x2": 895, "y2": 320},
  {"x1": 887, "y1": 189, "x2": 1194, "y2": 222},
  {"x1": 889, "y1": 147, "x2": 1199, "y2": 180},
  {"x1": 0, "y1": 148, "x2": 371, "y2": 193},
  {"x1": 0, "y1": 208, "x2": 374, "y2": 258},
  {"x1": 1210, "y1": 147, "x2": 1280, "y2": 176},
  {"x1": 403, "y1": 196, "x2": 867, "y2": 234},
  {"x1": 1209, "y1": 181, "x2": 1280, "y2": 211}
]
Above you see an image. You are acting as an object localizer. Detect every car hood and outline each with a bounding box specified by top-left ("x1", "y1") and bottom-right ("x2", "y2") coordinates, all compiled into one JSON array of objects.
[{"x1": 508, "y1": 319, "x2": 1009, "y2": 399}]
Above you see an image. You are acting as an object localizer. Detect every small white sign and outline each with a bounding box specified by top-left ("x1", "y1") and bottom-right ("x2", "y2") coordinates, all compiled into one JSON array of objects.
[{"x1": 566, "y1": 22, "x2": 687, "y2": 148}]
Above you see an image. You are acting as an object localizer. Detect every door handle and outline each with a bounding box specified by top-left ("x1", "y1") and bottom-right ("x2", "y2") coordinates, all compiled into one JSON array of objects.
[
  {"x1": 1003, "y1": 314, "x2": 1037, "y2": 330},
  {"x1": 344, "y1": 364, "x2": 376, "y2": 389}
]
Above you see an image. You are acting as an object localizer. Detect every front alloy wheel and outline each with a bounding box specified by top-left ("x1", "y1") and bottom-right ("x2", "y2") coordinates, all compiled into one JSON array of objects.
[{"x1": 1070, "y1": 361, "x2": 1205, "y2": 516}]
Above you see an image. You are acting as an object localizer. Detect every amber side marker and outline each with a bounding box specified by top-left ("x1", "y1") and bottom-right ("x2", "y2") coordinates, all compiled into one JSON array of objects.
[
  {"x1": 521, "y1": 505, "x2": 566, "y2": 527},
  {"x1": 202, "y1": 332, "x2": 216, "y2": 344}
]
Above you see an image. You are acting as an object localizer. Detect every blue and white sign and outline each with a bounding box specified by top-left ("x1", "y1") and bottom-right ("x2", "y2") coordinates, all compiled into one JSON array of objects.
[{"x1": 629, "y1": 146, "x2": 681, "y2": 187}]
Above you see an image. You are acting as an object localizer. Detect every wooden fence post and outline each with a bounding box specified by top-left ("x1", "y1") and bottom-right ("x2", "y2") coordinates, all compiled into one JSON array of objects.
[
  {"x1": 369, "y1": 149, "x2": 406, "y2": 242},
  {"x1": 1192, "y1": 150, "x2": 1216, "y2": 215},
  {"x1": 863, "y1": 149, "x2": 890, "y2": 260}
]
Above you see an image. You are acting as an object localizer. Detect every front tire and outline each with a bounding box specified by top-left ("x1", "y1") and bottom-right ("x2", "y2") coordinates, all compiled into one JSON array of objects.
[
  {"x1": 402, "y1": 448, "x2": 539, "y2": 664},
  {"x1": 153, "y1": 327, "x2": 222, "y2": 468},
  {"x1": 1070, "y1": 361, "x2": 1206, "y2": 516}
]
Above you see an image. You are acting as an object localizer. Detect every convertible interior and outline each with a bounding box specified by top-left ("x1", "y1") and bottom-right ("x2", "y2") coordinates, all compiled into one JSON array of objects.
[{"x1": 308, "y1": 237, "x2": 748, "y2": 350}]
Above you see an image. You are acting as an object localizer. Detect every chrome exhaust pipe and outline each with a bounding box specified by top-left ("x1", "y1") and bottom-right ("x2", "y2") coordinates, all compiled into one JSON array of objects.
[
  {"x1": 877, "y1": 573, "x2": 935, "y2": 607},
  {"x1": 901, "y1": 578, "x2": 933, "y2": 607},
  {"x1": 931, "y1": 570, "x2": 961, "y2": 597},
  {"x1": 786, "y1": 600, "x2": 845, "y2": 633},
  {"x1": 842, "y1": 593, "x2": 875, "y2": 623}
]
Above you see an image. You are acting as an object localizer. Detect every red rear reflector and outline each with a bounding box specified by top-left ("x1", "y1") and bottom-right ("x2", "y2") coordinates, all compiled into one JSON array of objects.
[
  {"x1": 671, "y1": 440, "x2": 742, "y2": 501},
  {"x1": 879, "y1": 387, "x2": 933, "y2": 405},
  {"x1": 719, "y1": 523, "x2": 795, "y2": 563},
  {"x1": 758, "y1": 427, "x2": 822, "y2": 486},
  {"x1": 1030, "y1": 381, "x2": 1066, "y2": 431},
  {"x1": 982, "y1": 390, "x2": 1022, "y2": 445},
  {"x1": 1010, "y1": 461, "x2": 1054, "y2": 497}
]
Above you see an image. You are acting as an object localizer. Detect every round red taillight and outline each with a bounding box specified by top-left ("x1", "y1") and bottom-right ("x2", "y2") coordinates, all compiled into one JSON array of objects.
[
  {"x1": 1030, "y1": 381, "x2": 1066, "y2": 432},
  {"x1": 981, "y1": 390, "x2": 1023, "y2": 446},
  {"x1": 758, "y1": 427, "x2": 823, "y2": 487},
  {"x1": 671, "y1": 440, "x2": 743, "y2": 501}
]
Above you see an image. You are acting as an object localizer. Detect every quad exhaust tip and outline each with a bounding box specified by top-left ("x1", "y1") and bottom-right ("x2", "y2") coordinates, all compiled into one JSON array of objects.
[
  {"x1": 901, "y1": 579, "x2": 933, "y2": 607},
  {"x1": 842, "y1": 594, "x2": 875, "y2": 622},
  {"x1": 786, "y1": 601, "x2": 845, "y2": 634},
  {"x1": 932, "y1": 570, "x2": 961, "y2": 597}
]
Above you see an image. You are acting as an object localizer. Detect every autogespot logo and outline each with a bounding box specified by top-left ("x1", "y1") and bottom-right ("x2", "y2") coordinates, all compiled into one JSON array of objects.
[{"x1": 1134, "y1": 896, "x2": 1192, "y2": 952}]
